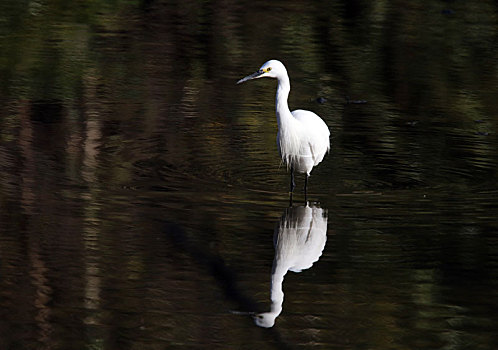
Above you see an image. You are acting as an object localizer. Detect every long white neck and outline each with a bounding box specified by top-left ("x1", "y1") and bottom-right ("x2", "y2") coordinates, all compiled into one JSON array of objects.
[
  {"x1": 270, "y1": 262, "x2": 286, "y2": 309},
  {"x1": 275, "y1": 74, "x2": 292, "y2": 128},
  {"x1": 275, "y1": 73, "x2": 302, "y2": 168},
  {"x1": 253, "y1": 260, "x2": 287, "y2": 328}
]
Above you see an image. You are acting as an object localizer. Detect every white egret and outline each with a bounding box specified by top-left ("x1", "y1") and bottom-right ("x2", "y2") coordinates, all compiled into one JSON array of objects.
[
  {"x1": 237, "y1": 60, "x2": 330, "y2": 202},
  {"x1": 253, "y1": 204, "x2": 328, "y2": 328}
]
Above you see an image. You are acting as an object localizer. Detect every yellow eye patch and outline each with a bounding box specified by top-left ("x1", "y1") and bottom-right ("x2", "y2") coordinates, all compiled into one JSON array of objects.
[{"x1": 263, "y1": 67, "x2": 272, "y2": 73}]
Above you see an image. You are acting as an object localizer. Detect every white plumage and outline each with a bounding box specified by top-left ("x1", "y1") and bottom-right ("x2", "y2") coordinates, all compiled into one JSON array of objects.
[
  {"x1": 237, "y1": 60, "x2": 330, "y2": 201},
  {"x1": 253, "y1": 204, "x2": 328, "y2": 328}
]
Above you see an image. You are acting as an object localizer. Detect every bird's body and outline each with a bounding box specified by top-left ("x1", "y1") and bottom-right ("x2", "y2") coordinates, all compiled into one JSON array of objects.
[
  {"x1": 254, "y1": 204, "x2": 328, "y2": 328},
  {"x1": 277, "y1": 109, "x2": 330, "y2": 175},
  {"x1": 237, "y1": 60, "x2": 330, "y2": 202}
]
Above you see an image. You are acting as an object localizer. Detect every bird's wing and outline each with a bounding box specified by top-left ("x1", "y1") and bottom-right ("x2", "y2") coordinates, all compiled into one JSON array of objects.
[{"x1": 291, "y1": 109, "x2": 330, "y2": 165}]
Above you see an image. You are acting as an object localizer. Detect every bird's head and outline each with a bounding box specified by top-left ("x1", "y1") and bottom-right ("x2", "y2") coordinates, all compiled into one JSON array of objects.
[
  {"x1": 237, "y1": 59, "x2": 287, "y2": 84},
  {"x1": 253, "y1": 312, "x2": 277, "y2": 328}
]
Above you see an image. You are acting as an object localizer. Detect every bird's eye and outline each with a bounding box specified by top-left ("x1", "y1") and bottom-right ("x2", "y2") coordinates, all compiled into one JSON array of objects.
[{"x1": 267, "y1": 67, "x2": 272, "y2": 72}]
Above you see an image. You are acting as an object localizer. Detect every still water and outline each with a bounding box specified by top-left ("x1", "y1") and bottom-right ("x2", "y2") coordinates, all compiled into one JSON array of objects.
[{"x1": 1, "y1": 1, "x2": 498, "y2": 349}]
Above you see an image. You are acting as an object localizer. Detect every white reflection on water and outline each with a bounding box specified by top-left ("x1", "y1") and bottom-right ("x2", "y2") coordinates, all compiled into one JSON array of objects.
[{"x1": 254, "y1": 203, "x2": 328, "y2": 328}]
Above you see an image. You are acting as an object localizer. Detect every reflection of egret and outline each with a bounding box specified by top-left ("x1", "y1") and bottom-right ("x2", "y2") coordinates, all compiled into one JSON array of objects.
[
  {"x1": 237, "y1": 60, "x2": 330, "y2": 202},
  {"x1": 254, "y1": 204, "x2": 328, "y2": 328}
]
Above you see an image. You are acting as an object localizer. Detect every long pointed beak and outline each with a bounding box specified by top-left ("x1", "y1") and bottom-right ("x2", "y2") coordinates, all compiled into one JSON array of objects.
[
  {"x1": 236, "y1": 70, "x2": 264, "y2": 84},
  {"x1": 229, "y1": 310, "x2": 256, "y2": 315}
]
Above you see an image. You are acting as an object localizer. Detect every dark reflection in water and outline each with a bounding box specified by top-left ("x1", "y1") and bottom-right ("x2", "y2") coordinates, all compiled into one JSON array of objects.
[
  {"x1": 254, "y1": 204, "x2": 328, "y2": 328},
  {"x1": 1, "y1": 0, "x2": 498, "y2": 349}
]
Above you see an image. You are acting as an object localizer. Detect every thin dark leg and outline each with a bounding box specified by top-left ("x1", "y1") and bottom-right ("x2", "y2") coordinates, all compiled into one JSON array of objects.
[
  {"x1": 290, "y1": 166, "x2": 295, "y2": 193},
  {"x1": 289, "y1": 166, "x2": 295, "y2": 206},
  {"x1": 304, "y1": 174, "x2": 308, "y2": 204}
]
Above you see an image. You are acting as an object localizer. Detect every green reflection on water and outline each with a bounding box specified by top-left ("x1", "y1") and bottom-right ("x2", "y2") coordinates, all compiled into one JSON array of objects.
[{"x1": 1, "y1": 1, "x2": 498, "y2": 349}]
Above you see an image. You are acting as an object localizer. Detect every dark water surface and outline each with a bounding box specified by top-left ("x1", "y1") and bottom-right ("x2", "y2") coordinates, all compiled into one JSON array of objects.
[{"x1": 2, "y1": 1, "x2": 498, "y2": 349}]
